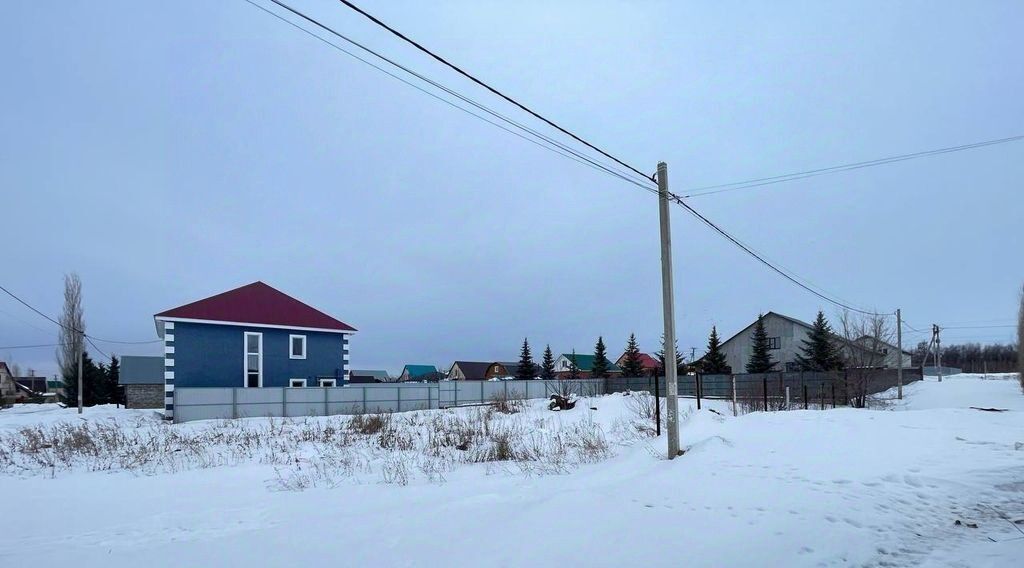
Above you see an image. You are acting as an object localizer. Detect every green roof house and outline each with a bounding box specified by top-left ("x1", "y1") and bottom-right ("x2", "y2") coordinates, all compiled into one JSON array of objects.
[
  {"x1": 399, "y1": 365, "x2": 442, "y2": 382},
  {"x1": 552, "y1": 353, "x2": 621, "y2": 377}
]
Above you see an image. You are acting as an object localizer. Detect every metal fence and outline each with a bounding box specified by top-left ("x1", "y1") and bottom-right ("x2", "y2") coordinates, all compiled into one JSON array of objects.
[
  {"x1": 437, "y1": 378, "x2": 604, "y2": 407},
  {"x1": 922, "y1": 366, "x2": 962, "y2": 376},
  {"x1": 173, "y1": 378, "x2": 605, "y2": 423},
  {"x1": 607, "y1": 368, "x2": 924, "y2": 409},
  {"x1": 172, "y1": 370, "x2": 922, "y2": 423}
]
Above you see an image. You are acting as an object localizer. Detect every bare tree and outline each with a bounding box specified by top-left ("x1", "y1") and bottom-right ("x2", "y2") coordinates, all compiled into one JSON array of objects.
[
  {"x1": 837, "y1": 310, "x2": 893, "y2": 408},
  {"x1": 56, "y1": 273, "x2": 85, "y2": 382}
]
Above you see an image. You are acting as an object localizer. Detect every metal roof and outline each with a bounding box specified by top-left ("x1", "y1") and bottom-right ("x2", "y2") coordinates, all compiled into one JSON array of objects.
[
  {"x1": 119, "y1": 355, "x2": 165, "y2": 385},
  {"x1": 155, "y1": 282, "x2": 355, "y2": 333}
]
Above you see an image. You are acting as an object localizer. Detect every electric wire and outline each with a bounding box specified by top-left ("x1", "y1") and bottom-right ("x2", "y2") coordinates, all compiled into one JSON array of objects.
[
  {"x1": 335, "y1": 0, "x2": 654, "y2": 182},
  {"x1": 255, "y1": 0, "x2": 658, "y2": 193},
  {"x1": 249, "y1": 0, "x2": 893, "y2": 319},
  {"x1": 681, "y1": 135, "x2": 1024, "y2": 198}
]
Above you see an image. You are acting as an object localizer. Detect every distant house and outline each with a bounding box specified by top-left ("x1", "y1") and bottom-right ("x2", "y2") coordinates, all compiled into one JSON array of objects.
[
  {"x1": 448, "y1": 361, "x2": 492, "y2": 381},
  {"x1": 399, "y1": 365, "x2": 441, "y2": 382},
  {"x1": 552, "y1": 354, "x2": 621, "y2": 378},
  {"x1": 0, "y1": 362, "x2": 18, "y2": 405},
  {"x1": 1, "y1": 364, "x2": 51, "y2": 404},
  {"x1": 154, "y1": 281, "x2": 357, "y2": 420},
  {"x1": 614, "y1": 352, "x2": 660, "y2": 376},
  {"x1": 484, "y1": 362, "x2": 522, "y2": 380},
  {"x1": 120, "y1": 355, "x2": 165, "y2": 409},
  {"x1": 716, "y1": 312, "x2": 912, "y2": 373},
  {"x1": 348, "y1": 369, "x2": 389, "y2": 383},
  {"x1": 853, "y1": 336, "x2": 913, "y2": 369}
]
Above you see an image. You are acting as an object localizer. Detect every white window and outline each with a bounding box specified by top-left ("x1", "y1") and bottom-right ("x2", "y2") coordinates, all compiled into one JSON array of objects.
[
  {"x1": 289, "y1": 334, "x2": 307, "y2": 359},
  {"x1": 319, "y1": 378, "x2": 337, "y2": 387},
  {"x1": 289, "y1": 378, "x2": 307, "y2": 388},
  {"x1": 244, "y1": 332, "x2": 263, "y2": 388}
]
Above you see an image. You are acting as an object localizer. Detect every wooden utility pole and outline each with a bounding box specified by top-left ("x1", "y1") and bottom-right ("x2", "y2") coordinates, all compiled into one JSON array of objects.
[
  {"x1": 77, "y1": 331, "x2": 83, "y2": 414},
  {"x1": 657, "y1": 162, "x2": 681, "y2": 459},
  {"x1": 934, "y1": 324, "x2": 943, "y2": 382},
  {"x1": 896, "y1": 308, "x2": 903, "y2": 400}
]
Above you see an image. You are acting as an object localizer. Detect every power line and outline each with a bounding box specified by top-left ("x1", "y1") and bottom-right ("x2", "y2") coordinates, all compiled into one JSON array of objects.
[
  {"x1": 664, "y1": 192, "x2": 885, "y2": 316},
  {"x1": 335, "y1": 0, "x2": 654, "y2": 183},
  {"x1": 0, "y1": 283, "x2": 160, "y2": 346},
  {"x1": 681, "y1": 134, "x2": 1024, "y2": 198},
  {"x1": 0, "y1": 343, "x2": 70, "y2": 350},
  {"x1": 941, "y1": 324, "x2": 1016, "y2": 330},
  {"x1": 252, "y1": 0, "x2": 657, "y2": 194},
  {"x1": 254, "y1": 0, "x2": 889, "y2": 318},
  {"x1": 246, "y1": 0, "x2": 654, "y2": 194}
]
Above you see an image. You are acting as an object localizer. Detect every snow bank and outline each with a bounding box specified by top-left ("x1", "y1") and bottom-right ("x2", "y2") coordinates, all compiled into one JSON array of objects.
[{"x1": 1, "y1": 377, "x2": 1021, "y2": 567}]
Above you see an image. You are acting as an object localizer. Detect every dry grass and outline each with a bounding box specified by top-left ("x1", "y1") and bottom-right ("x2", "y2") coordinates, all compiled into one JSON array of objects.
[{"x1": 0, "y1": 400, "x2": 620, "y2": 489}]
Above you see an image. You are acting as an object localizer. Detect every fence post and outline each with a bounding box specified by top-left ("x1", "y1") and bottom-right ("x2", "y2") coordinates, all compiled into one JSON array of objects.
[
  {"x1": 696, "y1": 373, "x2": 702, "y2": 410},
  {"x1": 785, "y1": 386, "x2": 790, "y2": 410},
  {"x1": 731, "y1": 374, "x2": 737, "y2": 417},
  {"x1": 362, "y1": 385, "x2": 367, "y2": 414},
  {"x1": 397, "y1": 385, "x2": 402, "y2": 412},
  {"x1": 324, "y1": 385, "x2": 329, "y2": 417},
  {"x1": 504, "y1": 381, "x2": 508, "y2": 401},
  {"x1": 480, "y1": 381, "x2": 484, "y2": 405},
  {"x1": 282, "y1": 386, "x2": 287, "y2": 418},
  {"x1": 819, "y1": 383, "x2": 825, "y2": 410},
  {"x1": 762, "y1": 375, "x2": 768, "y2": 412},
  {"x1": 232, "y1": 387, "x2": 238, "y2": 419},
  {"x1": 654, "y1": 374, "x2": 662, "y2": 435},
  {"x1": 831, "y1": 383, "x2": 836, "y2": 409},
  {"x1": 803, "y1": 384, "x2": 808, "y2": 410}
]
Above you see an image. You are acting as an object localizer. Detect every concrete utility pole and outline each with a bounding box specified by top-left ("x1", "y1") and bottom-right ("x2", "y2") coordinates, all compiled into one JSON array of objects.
[
  {"x1": 896, "y1": 308, "x2": 903, "y2": 400},
  {"x1": 657, "y1": 161, "x2": 681, "y2": 459},
  {"x1": 77, "y1": 331, "x2": 84, "y2": 414},
  {"x1": 935, "y1": 324, "x2": 942, "y2": 383}
]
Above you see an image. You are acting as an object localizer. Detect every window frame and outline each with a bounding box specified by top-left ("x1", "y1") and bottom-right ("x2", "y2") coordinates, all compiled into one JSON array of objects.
[
  {"x1": 244, "y1": 332, "x2": 263, "y2": 388},
  {"x1": 319, "y1": 378, "x2": 337, "y2": 388},
  {"x1": 767, "y1": 337, "x2": 781, "y2": 350},
  {"x1": 289, "y1": 334, "x2": 307, "y2": 360},
  {"x1": 289, "y1": 378, "x2": 307, "y2": 388}
]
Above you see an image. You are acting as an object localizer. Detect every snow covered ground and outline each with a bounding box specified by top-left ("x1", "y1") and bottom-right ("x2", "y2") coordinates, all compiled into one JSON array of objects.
[{"x1": 1, "y1": 374, "x2": 1022, "y2": 567}]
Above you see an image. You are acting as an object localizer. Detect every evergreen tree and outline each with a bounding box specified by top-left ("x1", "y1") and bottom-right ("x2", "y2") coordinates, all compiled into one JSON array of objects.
[
  {"x1": 540, "y1": 345, "x2": 556, "y2": 380},
  {"x1": 106, "y1": 355, "x2": 123, "y2": 406},
  {"x1": 655, "y1": 333, "x2": 683, "y2": 376},
  {"x1": 620, "y1": 333, "x2": 645, "y2": 377},
  {"x1": 794, "y1": 311, "x2": 845, "y2": 371},
  {"x1": 62, "y1": 350, "x2": 103, "y2": 406},
  {"x1": 745, "y1": 314, "x2": 776, "y2": 373},
  {"x1": 701, "y1": 326, "x2": 730, "y2": 374},
  {"x1": 591, "y1": 336, "x2": 611, "y2": 378},
  {"x1": 515, "y1": 337, "x2": 538, "y2": 380},
  {"x1": 567, "y1": 349, "x2": 581, "y2": 380}
]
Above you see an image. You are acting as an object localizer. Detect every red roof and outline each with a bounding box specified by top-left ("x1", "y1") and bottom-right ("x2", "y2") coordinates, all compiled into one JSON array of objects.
[
  {"x1": 616, "y1": 352, "x2": 661, "y2": 370},
  {"x1": 155, "y1": 282, "x2": 356, "y2": 332}
]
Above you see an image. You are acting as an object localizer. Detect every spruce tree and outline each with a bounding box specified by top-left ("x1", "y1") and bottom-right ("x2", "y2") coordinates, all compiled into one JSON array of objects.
[
  {"x1": 516, "y1": 337, "x2": 538, "y2": 380},
  {"x1": 701, "y1": 326, "x2": 730, "y2": 374},
  {"x1": 655, "y1": 333, "x2": 682, "y2": 376},
  {"x1": 540, "y1": 345, "x2": 556, "y2": 380},
  {"x1": 745, "y1": 314, "x2": 776, "y2": 373},
  {"x1": 794, "y1": 311, "x2": 845, "y2": 371},
  {"x1": 567, "y1": 349, "x2": 581, "y2": 380},
  {"x1": 620, "y1": 333, "x2": 645, "y2": 377},
  {"x1": 62, "y1": 351, "x2": 102, "y2": 406},
  {"x1": 591, "y1": 336, "x2": 611, "y2": 378},
  {"x1": 107, "y1": 355, "x2": 122, "y2": 406}
]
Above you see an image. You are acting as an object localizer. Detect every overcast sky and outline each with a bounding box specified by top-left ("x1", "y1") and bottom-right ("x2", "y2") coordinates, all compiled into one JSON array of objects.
[{"x1": 2, "y1": 0, "x2": 1022, "y2": 377}]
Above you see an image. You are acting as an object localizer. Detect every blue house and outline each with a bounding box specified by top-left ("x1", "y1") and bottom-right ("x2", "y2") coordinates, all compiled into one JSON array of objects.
[{"x1": 154, "y1": 282, "x2": 357, "y2": 420}]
